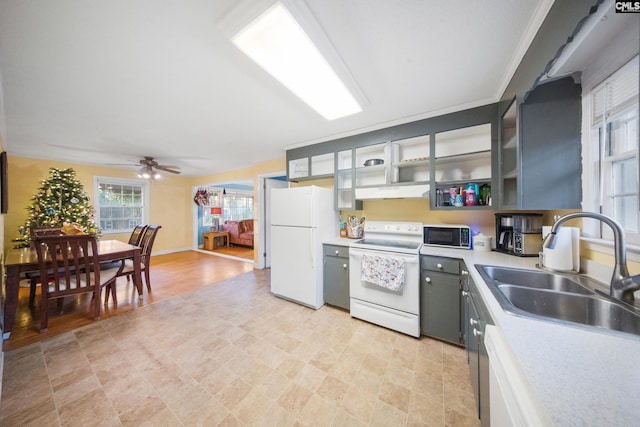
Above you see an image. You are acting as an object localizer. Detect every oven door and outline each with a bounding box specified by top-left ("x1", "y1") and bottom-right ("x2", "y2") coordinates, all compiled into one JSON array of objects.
[{"x1": 349, "y1": 247, "x2": 420, "y2": 315}]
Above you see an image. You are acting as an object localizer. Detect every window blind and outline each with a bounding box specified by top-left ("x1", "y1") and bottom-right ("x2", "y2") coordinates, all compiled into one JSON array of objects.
[{"x1": 592, "y1": 56, "x2": 639, "y2": 124}]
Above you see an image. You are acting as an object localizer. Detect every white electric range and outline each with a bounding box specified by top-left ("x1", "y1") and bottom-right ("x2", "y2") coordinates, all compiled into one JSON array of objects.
[{"x1": 349, "y1": 221, "x2": 423, "y2": 337}]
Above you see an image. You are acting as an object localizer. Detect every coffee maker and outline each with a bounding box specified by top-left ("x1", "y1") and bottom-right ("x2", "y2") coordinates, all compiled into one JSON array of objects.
[{"x1": 495, "y1": 213, "x2": 543, "y2": 256}]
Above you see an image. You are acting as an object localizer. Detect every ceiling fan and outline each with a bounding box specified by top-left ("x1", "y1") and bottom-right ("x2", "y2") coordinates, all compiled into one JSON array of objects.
[{"x1": 136, "y1": 157, "x2": 181, "y2": 179}]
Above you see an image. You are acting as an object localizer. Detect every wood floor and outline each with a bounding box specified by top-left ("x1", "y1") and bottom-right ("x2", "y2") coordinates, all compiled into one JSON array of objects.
[
  {"x1": 206, "y1": 244, "x2": 254, "y2": 260},
  {"x1": 2, "y1": 250, "x2": 254, "y2": 352}
]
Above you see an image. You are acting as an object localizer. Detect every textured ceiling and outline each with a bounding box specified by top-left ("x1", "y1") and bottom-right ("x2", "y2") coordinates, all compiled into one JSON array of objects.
[{"x1": 0, "y1": 0, "x2": 553, "y2": 177}]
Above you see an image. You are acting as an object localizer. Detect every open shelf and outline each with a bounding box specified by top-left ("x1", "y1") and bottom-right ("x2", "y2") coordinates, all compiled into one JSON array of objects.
[{"x1": 435, "y1": 149, "x2": 491, "y2": 165}]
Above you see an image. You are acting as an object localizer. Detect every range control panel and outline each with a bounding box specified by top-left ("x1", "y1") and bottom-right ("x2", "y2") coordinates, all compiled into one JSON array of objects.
[{"x1": 363, "y1": 221, "x2": 423, "y2": 237}]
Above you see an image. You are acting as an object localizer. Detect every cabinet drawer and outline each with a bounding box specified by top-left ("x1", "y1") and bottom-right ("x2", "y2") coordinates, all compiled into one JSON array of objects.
[
  {"x1": 421, "y1": 270, "x2": 461, "y2": 287},
  {"x1": 323, "y1": 244, "x2": 349, "y2": 258},
  {"x1": 420, "y1": 256, "x2": 461, "y2": 275}
]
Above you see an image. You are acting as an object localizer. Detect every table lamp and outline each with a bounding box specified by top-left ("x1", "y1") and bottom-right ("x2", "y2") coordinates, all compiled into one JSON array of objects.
[{"x1": 210, "y1": 207, "x2": 222, "y2": 231}]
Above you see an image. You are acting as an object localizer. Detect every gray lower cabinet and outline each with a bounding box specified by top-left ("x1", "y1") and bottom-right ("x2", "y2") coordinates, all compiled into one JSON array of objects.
[
  {"x1": 419, "y1": 256, "x2": 463, "y2": 345},
  {"x1": 463, "y1": 263, "x2": 492, "y2": 427},
  {"x1": 323, "y1": 244, "x2": 350, "y2": 310}
]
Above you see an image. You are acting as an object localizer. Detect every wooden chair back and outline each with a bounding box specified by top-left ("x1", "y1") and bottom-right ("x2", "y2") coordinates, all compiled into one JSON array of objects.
[
  {"x1": 139, "y1": 225, "x2": 161, "y2": 259},
  {"x1": 30, "y1": 226, "x2": 63, "y2": 239},
  {"x1": 111, "y1": 224, "x2": 162, "y2": 297},
  {"x1": 33, "y1": 234, "x2": 103, "y2": 331},
  {"x1": 25, "y1": 226, "x2": 64, "y2": 305},
  {"x1": 138, "y1": 225, "x2": 161, "y2": 291},
  {"x1": 128, "y1": 224, "x2": 148, "y2": 246}
]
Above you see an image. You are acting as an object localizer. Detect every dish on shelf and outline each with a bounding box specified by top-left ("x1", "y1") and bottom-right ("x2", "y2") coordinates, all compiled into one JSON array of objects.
[{"x1": 363, "y1": 158, "x2": 384, "y2": 166}]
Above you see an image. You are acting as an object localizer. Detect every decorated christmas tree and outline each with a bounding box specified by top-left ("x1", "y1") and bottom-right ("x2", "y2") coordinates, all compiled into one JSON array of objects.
[{"x1": 14, "y1": 167, "x2": 98, "y2": 248}]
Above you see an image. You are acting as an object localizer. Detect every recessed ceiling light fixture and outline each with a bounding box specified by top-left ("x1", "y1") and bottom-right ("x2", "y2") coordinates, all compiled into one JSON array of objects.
[{"x1": 231, "y1": 2, "x2": 362, "y2": 120}]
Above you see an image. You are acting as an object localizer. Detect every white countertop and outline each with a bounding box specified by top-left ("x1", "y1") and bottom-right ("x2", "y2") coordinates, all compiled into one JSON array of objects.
[
  {"x1": 419, "y1": 246, "x2": 640, "y2": 426},
  {"x1": 323, "y1": 236, "x2": 360, "y2": 247}
]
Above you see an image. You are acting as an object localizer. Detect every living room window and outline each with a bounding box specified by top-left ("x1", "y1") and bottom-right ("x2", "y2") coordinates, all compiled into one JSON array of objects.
[
  {"x1": 583, "y1": 56, "x2": 639, "y2": 245},
  {"x1": 223, "y1": 192, "x2": 253, "y2": 221},
  {"x1": 94, "y1": 177, "x2": 149, "y2": 234}
]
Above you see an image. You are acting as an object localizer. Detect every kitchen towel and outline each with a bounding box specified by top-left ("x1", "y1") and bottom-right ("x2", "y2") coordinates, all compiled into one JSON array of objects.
[
  {"x1": 361, "y1": 253, "x2": 405, "y2": 291},
  {"x1": 541, "y1": 226, "x2": 580, "y2": 272}
]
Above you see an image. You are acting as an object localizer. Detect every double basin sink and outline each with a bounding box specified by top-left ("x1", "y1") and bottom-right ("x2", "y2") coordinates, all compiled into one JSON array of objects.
[{"x1": 475, "y1": 265, "x2": 640, "y2": 338}]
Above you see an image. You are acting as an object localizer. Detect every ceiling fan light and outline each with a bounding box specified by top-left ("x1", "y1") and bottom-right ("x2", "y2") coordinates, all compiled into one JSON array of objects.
[
  {"x1": 137, "y1": 166, "x2": 152, "y2": 179},
  {"x1": 153, "y1": 172, "x2": 162, "y2": 179}
]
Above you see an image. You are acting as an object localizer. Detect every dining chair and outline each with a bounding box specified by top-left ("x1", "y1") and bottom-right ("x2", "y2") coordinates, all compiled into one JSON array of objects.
[
  {"x1": 98, "y1": 225, "x2": 149, "y2": 274},
  {"x1": 128, "y1": 224, "x2": 148, "y2": 246},
  {"x1": 33, "y1": 234, "x2": 119, "y2": 333},
  {"x1": 104, "y1": 225, "x2": 161, "y2": 303},
  {"x1": 26, "y1": 226, "x2": 63, "y2": 306}
]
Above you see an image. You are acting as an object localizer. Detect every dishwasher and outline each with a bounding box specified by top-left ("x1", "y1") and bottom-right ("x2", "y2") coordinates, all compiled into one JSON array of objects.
[{"x1": 484, "y1": 325, "x2": 551, "y2": 426}]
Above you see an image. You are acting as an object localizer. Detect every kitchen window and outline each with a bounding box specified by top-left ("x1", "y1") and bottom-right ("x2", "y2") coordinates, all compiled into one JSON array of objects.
[
  {"x1": 584, "y1": 56, "x2": 639, "y2": 245},
  {"x1": 94, "y1": 177, "x2": 149, "y2": 234}
]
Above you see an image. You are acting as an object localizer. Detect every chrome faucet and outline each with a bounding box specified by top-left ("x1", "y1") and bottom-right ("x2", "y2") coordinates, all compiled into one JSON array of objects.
[{"x1": 543, "y1": 212, "x2": 640, "y2": 303}]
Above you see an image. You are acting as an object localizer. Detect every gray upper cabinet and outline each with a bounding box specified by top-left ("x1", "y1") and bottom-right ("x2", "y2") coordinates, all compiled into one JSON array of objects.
[
  {"x1": 390, "y1": 134, "x2": 430, "y2": 185},
  {"x1": 288, "y1": 152, "x2": 335, "y2": 181},
  {"x1": 433, "y1": 123, "x2": 493, "y2": 209},
  {"x1": 498, "y1": 76, "x2": 582, "y2": 210},
  {"x1": 286, "y1": 103, "x2": 499, "y2": 210},
  {"x1": 336, "y1": 149, "x2": 362, "y2": 210}
]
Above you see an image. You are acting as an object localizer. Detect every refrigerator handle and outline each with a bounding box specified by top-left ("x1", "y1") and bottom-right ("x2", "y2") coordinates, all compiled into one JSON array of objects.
[{"x1": 310, "y1": 234, "x2": 315, "y2": 267}]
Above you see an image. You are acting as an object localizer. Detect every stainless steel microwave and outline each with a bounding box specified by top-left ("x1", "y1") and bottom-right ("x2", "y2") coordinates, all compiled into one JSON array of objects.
[{"x1": 423, "y1": 224, "x2": 471, "y2": 249}]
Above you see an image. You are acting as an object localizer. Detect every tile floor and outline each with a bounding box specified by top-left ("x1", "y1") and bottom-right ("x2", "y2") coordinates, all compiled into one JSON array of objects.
[{"x1": 1, "y1": 269, "x2": 480, "y2": 426}]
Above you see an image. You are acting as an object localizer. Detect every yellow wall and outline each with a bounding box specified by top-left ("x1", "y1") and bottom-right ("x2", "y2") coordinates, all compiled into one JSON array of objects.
[
  {"x1": 298, "y1": 186, "x2": 640, "y2": 274},
  {"x1": 188, "y1": 157, "x2": 286, "y2": 265},
  {"x1": 5, "y1": 156, "x2": 192, "y2": 254},
  {"x1": 545, "y1": 209, "x2": 640, "y2": 275},
  {"x1": 6, "y1": 155, "x2": 638, "y2": 275},
  {"x1": 4, "y1": 155, "x2": 287, "y2": 265}
]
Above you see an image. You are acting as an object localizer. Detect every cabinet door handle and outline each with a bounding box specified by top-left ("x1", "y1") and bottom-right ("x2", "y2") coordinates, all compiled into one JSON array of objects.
[
  {"x1": 335, "y1": 250, "x2": 340, "y2": 255},
  {"x1": 461, "y1": 290, "x2": 469, "y2": 297},
  {"x1": 461, "y1": 270, "x2": 469, "y2": 275},
  {"x1": 473, "y1": 328, "x2": 482, "y2": 337},
  {"x1": 424, "y1": 277, "x2": 431, "y2": 283},
  {"x1": 343, "y1": 264, "x2": 347, "y2": 269},
  {"x1": 469, "y1": 318, "x2": 478, "y2": 326},
  {"x1": 436, "y1": 263, "x2": 443, "y2": 269}
]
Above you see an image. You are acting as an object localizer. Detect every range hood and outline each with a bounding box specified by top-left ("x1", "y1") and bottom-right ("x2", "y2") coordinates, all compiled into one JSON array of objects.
[{"x1": 355, "y1": 184, "x2": 430, "y2": 200}]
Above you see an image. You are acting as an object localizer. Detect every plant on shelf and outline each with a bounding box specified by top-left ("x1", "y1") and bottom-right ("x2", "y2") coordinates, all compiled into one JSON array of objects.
[{"x1": 14, "y1": 167, "x2": 98, "y2": 248}]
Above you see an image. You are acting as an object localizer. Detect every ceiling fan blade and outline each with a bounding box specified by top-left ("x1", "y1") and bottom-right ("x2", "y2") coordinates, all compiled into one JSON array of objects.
[{"x1": 156, "y1": 165, "x2": 181, "y2": 174}]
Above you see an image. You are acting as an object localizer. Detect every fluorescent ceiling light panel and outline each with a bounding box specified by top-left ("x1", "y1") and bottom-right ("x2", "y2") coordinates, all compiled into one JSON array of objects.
[{"x1": 232, "y1": 2, "x2": 361, "y2": 120}]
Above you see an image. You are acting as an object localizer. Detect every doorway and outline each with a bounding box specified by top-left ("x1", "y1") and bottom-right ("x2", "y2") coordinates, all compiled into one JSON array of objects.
[
  {"x1": 192, "y1": 180, "x2": 255, "y2": 263},
  {"x1": 257, "y1": 173, "x2": 288, "y2": 269}
]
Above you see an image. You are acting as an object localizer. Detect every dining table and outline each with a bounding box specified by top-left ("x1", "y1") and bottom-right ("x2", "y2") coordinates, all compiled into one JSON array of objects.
[{"x1": 2, "y1": 239, "x2": 143, "y2": 339}]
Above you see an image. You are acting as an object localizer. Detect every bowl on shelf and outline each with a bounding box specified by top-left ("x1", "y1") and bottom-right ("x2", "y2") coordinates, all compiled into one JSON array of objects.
[{"x1": 363, "y1": 158, "x2": 384, "y2": 167}]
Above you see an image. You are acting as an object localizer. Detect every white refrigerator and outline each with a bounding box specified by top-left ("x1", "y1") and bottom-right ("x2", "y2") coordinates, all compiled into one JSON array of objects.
[{"x1": 270, "y1": 186, "x2": 338, "y2": 309}]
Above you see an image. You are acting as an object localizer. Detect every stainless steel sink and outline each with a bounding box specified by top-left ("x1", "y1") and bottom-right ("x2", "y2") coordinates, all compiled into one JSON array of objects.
[
  {"x1": 480, "y1": 265, "x2": 594, "y2": 295},
  {"x1": 476, "y1": 265, "x2": 640, "y2": 337}
]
